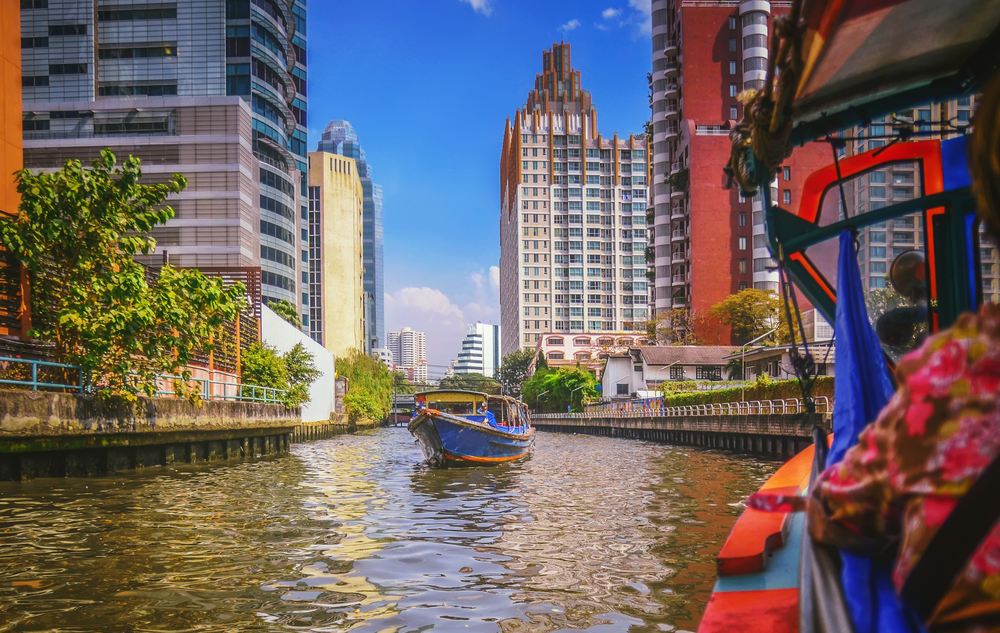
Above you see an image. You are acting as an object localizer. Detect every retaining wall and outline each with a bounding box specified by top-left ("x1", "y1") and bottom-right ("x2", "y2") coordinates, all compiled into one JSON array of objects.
[
  {"x1": 0, "y1": 390, "x2": 301, "y2": 481},
  {"x1": 533, "y1": 413, "x2": 831, "y2": 459}
]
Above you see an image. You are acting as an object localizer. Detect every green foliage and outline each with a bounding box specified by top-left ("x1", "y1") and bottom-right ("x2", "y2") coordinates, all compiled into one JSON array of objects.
[
  {"x1": 497, "y1": 348, "x2": 535, "y2": 398},
  {"x1": 667, "y1": 168, "x2": 689, "y2": 192},
  {"x1": 0, "y1": 150, "x2": 246, "y2": 402},
  {"x1": 438, "y1": 372, "x2": 500, "y2": 394},
  {"x1": 337, "y1": 348, "x2": 394, "y2": 425},
  {"x1": 269, "y1": 299, "x2": 301, "y2": 328},
  {"x1": 657, "y1": 376, "x2": 834, "y2": 407},
  {"x1": 710, "y1": 288, "x2": 783, "y2": 344},
  {"x1": 283, "y1": 343, "x2": 320, "y2": 406},
  {"x1": 522, "y1": 366, "x2": 598, "y2": 413},
  {"x1": 238, "y1": 342, "x2": 320, "y2": 408},
  {"x1": 864, "y1": 288, "x2": 907, "y2": 328}
]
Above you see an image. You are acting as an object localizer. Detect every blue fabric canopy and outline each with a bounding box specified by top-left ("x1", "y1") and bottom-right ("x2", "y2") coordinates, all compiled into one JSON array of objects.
[{"x1": 830, "y1": 229, "x2": 924, "y2": 633}]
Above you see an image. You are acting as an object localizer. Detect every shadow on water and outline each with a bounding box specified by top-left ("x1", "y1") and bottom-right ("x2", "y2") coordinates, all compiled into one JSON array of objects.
[{"x1": 0, "y1": 427, "x2": 775, "y2": 632}]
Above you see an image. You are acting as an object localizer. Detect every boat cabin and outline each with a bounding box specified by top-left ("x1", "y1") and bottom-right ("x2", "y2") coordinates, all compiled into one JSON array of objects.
[{"x1": 414, "y1": 390, "x2": 486, "y2": 416}]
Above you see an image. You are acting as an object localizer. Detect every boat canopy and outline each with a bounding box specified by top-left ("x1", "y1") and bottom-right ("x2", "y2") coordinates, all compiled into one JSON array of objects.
[
  {"x1": 789, "y1": 0, "x2": 1000, "y2": 143},
  {"x1": 415, "y1": 390, "x2": 488, "y2": 402}
]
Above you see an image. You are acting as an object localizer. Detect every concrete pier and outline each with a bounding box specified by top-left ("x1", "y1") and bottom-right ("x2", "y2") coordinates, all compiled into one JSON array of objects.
[{"x1": 532, "y1": 413, "x2": 830, "y2": 459}]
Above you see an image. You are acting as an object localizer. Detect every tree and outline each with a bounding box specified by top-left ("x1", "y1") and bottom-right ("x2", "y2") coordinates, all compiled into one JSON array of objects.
[
  {"x1": 438, "y1": 372, "x2": 501, "y2": 394},
  {"x1": 336, "y1": 348, "x2": 394, "y2": 425},
  {"x1": 644, "y1": 308, "x2": 705, "y2": 345},
  {"x1": 0, "y1": 150, "x2": 246, "y2": 402},
  {"x1": 496, "y1": 348, "x2": 535, "y2": 398},
  {"x1": 269, "y1": 299, "x2": 301, "y2": 328},
  {"x1": 392, "y1": 370, "x2": 416, "y2": 394},
  {"x1": 710, "y1": 288, "x2": 782, "y2": 344},
  {"x1": 521, "y1": 366, "x2": 598, "y2": 413},
  {"x1": 283, "y1": 343, "x2": 321, "y2": 406},
  {"x1": 240, "y1": 343, "x2": 288, "y2": 392}
]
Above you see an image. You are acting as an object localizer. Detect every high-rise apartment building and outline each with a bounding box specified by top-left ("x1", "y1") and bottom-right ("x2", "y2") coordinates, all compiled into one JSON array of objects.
[
  {"x1": 316, "y1": 120, "x2": 384, "y2": 349},
  {"x1": 649, "y1": 1, "x2": 828, "y2": 337},
  {"x1": 500, "y1": 43, "x2": 651, "y2": 356},
  {"x1": 307, "y1": 152, "x2": 366, "y2": 357},
  {"x1": 19, "y1": 0, "x2": 309, "y2": 324},
  {"x1": 387, "y1": 327, "x2": 427, "y2": 384},
  {"x1": 454, "y1": 323, "x2": 501, "y2": 378}
]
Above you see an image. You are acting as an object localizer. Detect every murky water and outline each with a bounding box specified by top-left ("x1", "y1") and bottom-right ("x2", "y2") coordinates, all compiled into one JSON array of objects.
[{"x1": 0, "y1": 428, "x2": 776, "y2": 632}]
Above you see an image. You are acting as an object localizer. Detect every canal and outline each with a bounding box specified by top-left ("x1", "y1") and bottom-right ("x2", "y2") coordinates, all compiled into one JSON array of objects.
[{"x1": 0, "y1": 428, "x2": 776, "y2": 632}]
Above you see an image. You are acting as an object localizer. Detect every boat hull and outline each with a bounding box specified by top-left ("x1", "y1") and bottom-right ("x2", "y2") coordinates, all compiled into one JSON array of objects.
[{"x1": 408, "y1": 413, "x2": 534, "y2": 467}]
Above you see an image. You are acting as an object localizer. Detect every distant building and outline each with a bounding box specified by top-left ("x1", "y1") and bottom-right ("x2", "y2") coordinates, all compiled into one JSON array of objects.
[
  {"x1": 601, "y1": 346, "x2": 739, "y2": 399},
  {"x1": 317, "y1": 121, "x2": 385, "y2": 349},
  {"x1": 387, "y1": 327, "x2": 427, "y2": 384},
  {"x1": 372, "y1": 347, "x2": 394, "y2": 369},
  {"x1": 724, "y1": 342, "x2": 835, "y2": 382},
  {"x1": 307, "y1": 152, "x2": 366, "y2": 357},
  {"x1": 533, "y1": 331, "x2": 654, "y2": 378},
  {"x1": 499, "y1": 43, "x2": 651, "y2": 357},
  {"x1": 454, "y1": 323, "x2": 501, "y2": 378}
]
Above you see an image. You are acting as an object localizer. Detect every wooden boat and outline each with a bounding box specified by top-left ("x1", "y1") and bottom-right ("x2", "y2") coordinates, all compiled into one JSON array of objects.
[
  {"x1": 408, "y1": 390, "x2": 535, "y2": 467},
  {"x1": 701, "y1": 2, "x2": 1000, "y2": 631}
]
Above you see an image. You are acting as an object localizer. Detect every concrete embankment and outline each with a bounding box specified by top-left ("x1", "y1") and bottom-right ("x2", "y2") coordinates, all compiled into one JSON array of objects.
[
  {"x1": 0, "y1": 390, "x2": 323, "y2": 481},
  {"x1": 533, "y1": 413, "x2": 831, "y2": 459}
]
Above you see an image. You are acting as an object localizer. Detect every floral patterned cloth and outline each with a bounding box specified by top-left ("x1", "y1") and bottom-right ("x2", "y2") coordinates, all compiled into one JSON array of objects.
[{"x1": 808, "y1": 302, "x2": 1000, "y2": 632}]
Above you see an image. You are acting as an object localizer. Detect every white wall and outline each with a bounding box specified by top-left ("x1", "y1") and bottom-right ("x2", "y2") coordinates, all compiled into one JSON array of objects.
[
  {"x1": 601, "y1": 356, "x2": 641, "y2": 398},
  {"x1": 261, "y1": 305, "x2": 337, "y2": 422}
]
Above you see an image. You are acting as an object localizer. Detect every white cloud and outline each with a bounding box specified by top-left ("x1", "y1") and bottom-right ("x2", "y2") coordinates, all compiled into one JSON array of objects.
[
  {"x1": 387, "y1": 287, "x2": 463, "y2": 319},
  {"x1": 459, "y1": 0, "x2": 492, "y2": 16},
  {"x1": 602, "y1": 7, "x2": 621, "y2": 19},
  {"x1": 559, "y1": 18, "x2": 581, "y2": 33},
  {"x1": 628, "y1": 0, "x2": 652, "y2": 35},
  {"x1": 489, "y1": 266, "x2": 500, "y2": 294}
]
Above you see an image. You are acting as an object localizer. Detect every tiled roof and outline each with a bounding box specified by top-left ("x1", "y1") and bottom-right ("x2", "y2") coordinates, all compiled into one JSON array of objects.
[{"x1": 636, "y1": 346, "x2": 740, "y2": 366}]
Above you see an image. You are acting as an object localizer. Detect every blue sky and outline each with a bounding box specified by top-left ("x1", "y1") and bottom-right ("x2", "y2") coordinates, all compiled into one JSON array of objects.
[{"x1": 308, "y1": 0, "x2": 653, "y2": 374}]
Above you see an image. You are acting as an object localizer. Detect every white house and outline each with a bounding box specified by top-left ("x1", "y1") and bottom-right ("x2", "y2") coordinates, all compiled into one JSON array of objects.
[{"x1": 601, "y1": 346, "x2": 739, "y2": 399}]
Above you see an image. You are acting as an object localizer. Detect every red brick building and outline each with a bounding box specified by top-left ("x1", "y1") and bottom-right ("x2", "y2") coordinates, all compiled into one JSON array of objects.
[{"x1": 650, "y1": 1, "x2": 829, "y2": 342}]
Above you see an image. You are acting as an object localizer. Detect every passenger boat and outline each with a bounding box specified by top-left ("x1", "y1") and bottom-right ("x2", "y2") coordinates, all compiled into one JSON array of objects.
[
  {"x1": 699, "y1": 1, "x2": 1000, "y2": 632},
  {"x1": 408, "y1": 390, "x2": 535, "y2": 467}
]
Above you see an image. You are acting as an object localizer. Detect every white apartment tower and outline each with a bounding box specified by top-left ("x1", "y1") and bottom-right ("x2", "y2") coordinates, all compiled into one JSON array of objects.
[
  {"x1": 454, "y1": 323, "x2": 502, "y2": 377},
  {"x1": 500, "y1": 43, "x2": 651, "y2": 356},
  {"x1": 386, "y1": 327, "x2": 427, "y2": 384}
]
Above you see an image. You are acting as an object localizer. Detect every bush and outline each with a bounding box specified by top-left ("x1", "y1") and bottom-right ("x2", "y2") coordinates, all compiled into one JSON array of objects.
[
  {"x1": 336, "y1": 348, "x2": 394, "y2": 425},
  {"x1": 240, "y1": 342, "x2": 319, "y2": 408},
  {"x1": 659, "y1": 376, "x2": 835, "y2": 407}
]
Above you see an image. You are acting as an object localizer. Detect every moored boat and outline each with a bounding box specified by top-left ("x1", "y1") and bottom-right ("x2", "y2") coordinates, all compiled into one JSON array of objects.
[{"x1": 408, "y1": 390, "x2": 535, "y2": 467}]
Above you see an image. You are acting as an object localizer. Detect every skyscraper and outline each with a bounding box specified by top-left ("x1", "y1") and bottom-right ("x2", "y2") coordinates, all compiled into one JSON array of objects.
[
  {"x1": 2, "y1": 1, "x2": 22, "y2": 218},
  {"x1": 387, "y1": 327, "x2": 427, "y2": 384},
  {"x1": 307, "y1": 151, "x2": 366, "y2": 357},
  {"x1": 19, "y1": 0, "x2": 309, "y2": 324},
  {"x1": 499, "y1": 43, "x2": 651, "y2": 356},
  {"x1": 454, "y1": 323, "x2": 501, "y2": 378},
  {"x1": 316, "y1": 120, "x2": 384, "y2": 349},
  {"x1": 648, "y1": 1, "x2": 828, "y2": 339}
]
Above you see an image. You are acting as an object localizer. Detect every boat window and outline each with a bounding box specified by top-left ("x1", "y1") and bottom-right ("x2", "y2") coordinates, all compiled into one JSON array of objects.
[
  {"x1": 428, "y1": 400, "x2": 475, "y2": 415},
  {"x1": 807, "y1": 161, "x2": 931, "y2": 360},
  {"x1": 487, "y1": 402, "x2": 504, "y2": 422}
]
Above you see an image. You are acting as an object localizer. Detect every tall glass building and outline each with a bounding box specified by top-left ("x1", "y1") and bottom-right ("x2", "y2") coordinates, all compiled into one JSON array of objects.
[
  {"x1": 19, "y1": 0, "x2": 309, "y2": 326},
  {"x1": 316, "y1": 120, "x2": 384, "y2": 349}
]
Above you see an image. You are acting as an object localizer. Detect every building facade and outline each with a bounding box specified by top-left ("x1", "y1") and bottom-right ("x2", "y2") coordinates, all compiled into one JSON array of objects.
[
  {"x1": 454, "y1": 322, "x2": 501, "y2": 378},
  {"x1": 307, "y1": 151, "x2": 366, "y2": 357},
  {"x1": 648, "y1": 1, "x2": 829, "y2": 336},
  {"x1": 2, "y1": 2, "x2": 21, "y2": 217},
  {"x1": 387, "y1": 327, "x2": 427, "y2": 384},
  {"x1": 500, "y1": 43, "x2": 651, "y2": 356},
  {"x1": 19, "y1": 0, "x2": 309, "y2": 324},
  {"x1": 316, "y1": 120, "x2": 384, "y2": 350},
  {"x1": 532, "y1": 331, "x2": 653, "y2": 378},
  {"x1": 601, "y1": 346, "x2": 739, "y2": 399}
]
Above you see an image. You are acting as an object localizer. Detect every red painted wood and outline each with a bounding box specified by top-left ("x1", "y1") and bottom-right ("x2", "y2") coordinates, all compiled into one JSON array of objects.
[{"x1": 699, "y1": 588, "x2": 799, "y2": 633}]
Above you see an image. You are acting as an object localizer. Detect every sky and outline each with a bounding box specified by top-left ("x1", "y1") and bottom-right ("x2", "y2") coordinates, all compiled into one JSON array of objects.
[{"x1": 308, "y1": 0, "x2": 653, "y2": 376}]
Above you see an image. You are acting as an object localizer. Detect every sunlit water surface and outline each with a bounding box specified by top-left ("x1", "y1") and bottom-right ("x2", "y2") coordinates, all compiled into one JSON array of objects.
[{"x1": 0, "y1": 428, "x2": 776, "y2": 632}]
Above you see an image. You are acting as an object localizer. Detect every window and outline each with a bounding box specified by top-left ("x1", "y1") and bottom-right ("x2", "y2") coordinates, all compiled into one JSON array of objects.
[
  {"x1": 739, "y1": 236, "x2": 747, "y2": 250},
  {"x1": 573, "y1": 337, "x2": 591, "y2": 345},
  {"x1": 730, "y1": 84, "x2": 738, "y2": 97},
  {"x1": 870, "y1": 261, "x2": 887, "y2": 274},
  {"x1": 99, "y1": 82, "x2": 177, "y2": 96},
  {"x1": 730, "y1": 106, "x2": 738, "y2": 119},
  {"x1": 21, "y1": 37, "x2": 48, "y2": 48},
  {"x1": 783, "y1": 166, "x2": 791, "y2": 181},
  {"x1": 21, "y1": 0, "x2": 48, "y2": 7},
  {"x1": 616, "y1": 383, "x2": 629, "y2": 396},
  {"x1": 870, "y1": 276, "x2": 887, "y2": 289},
  {"x1": 99, "y1": 45, "x2": 177, "y2": 59},
  {"x1": 870, "y1": 246, "x2": 887, "y2": 259},
  {"x1": 49, "y1": 63, "x2": 88, "y2": 75},
  {"x1": 869, "y1": 171, "x2": 886, "y2": 184},
  {"x1": 729, "y1": 16, "x2": 736, "y2": 29},
  {"x1": 49, "y1": 24, "x2": 88, "y2": 36},
  {"x1": 783, "y1": 189, "x2": 791, "y2": 205},
  {"x1": 670, "y1": 365, "x2": 684, "y2": 380},
  {"x1": 729, "y1": 38, "x2": 736, "y2": 52},
  {"x1": 98, "y1": 5, "x2": 178, "y2": 20},
  {"x1": 696, "y1": 366, "x2": 722, "y2": 380},
  {"x1": 739, "y1": 212, "x2": 746, "y2": 227},
  {"x1": 729, "y1": 60, "x2": 737, "y2": 74},
  {"x1": 870, "y1": 232, "x2": 887, "y2": 244},
  {"x1": 739, "y1": 258, "x2": 747, "y2": 274},
  {"x1": 548, "y1": 352, "x2": 564, "y2": 360},
  {"x1": 743, "y1": 34, "x2": 767, "y2": 49},
  {"x1": 22, "y1": 119, "x2": 49, "y2": 131},
  {"x1": 22, "y1": 76, "x2": 49, "y2": 87}
]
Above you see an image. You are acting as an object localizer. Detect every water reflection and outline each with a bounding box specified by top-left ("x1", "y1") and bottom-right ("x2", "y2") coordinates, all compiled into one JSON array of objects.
[{"x1": 0, "y1": 428, "x2": 775, "y2": 632}]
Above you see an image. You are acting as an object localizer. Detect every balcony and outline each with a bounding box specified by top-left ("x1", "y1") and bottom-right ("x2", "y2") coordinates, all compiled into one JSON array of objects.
[
  {"x1": 664, "y1": 123, "x2": 679, "y2": 139},
  {"x1": 664, "y1": 100, "x2": 679, "y2": 118},
  {"x1": 663, "y1": 39, "x2": 678, "y2": 54},
  {"x1": 663, "y1": 81, "x2": 678, "y2": 97},
  {"x1": 671, "y1": 251, "x2": 687, "y2": 263},
  {"x1": 663, "y1": 57, "x2": 680, "y2": 76},
  {"x1": 671, "y1": 204, "x2": 687, "y2": 218},
  {"x1": 671, "y1": 228, "x2": 689, "y2": 239},
  {"x1": 670, "y1": 160, "x2": 685, "y2": 174},
  {"x1": 671, "y1": 294, "x2": 688, "y2": 307}
]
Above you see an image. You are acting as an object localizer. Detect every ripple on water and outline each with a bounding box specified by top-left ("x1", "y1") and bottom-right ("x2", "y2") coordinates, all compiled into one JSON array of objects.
[{"x1": 0, "y1": 428, "x2": 776, "y2": 632}]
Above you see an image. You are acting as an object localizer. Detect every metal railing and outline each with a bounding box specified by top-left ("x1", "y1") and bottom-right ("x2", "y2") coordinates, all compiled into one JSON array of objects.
[
  {"x1": 0, "y1": 356, "x2": 285, "y2": 404},
  {"x1": 533, "y1": 396, "x2": 831, "y2": 419}
]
